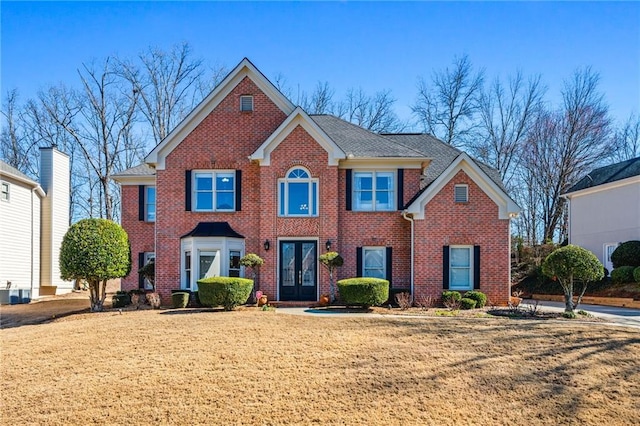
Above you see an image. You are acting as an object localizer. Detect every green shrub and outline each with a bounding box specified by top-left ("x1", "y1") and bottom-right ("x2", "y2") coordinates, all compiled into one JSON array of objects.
[
  {"x1": 112, "y1": 291, "x2": 131, "y2": 308},
  {"x1": 441, "y1": 291, "x2": 462, "y2": 304},
  {"x1": 337, "y1": 278, "x2": 389, "y2": 308},
  {"x1": 197, "y1": 277, "x2": 253, "y2": 311},
  {"x1": 463, "y1": 290, "x2": 487, "y2": 308},
  {"x1": 611, "y1": 266, "x2": 636, "y2": 284},
  {"x1": 562, "y1": 311, "x2": 577, "y2": 319},
  {"x1": 634, "y1": 267, "x2": 640, "y2": 283},
  {"x1": 460, "y1": 298, "x2": 477, "y2": 310},
  {"x1": 611, "y1": 240, "x2": 640, "y2": 268},
  {"x1": 171, "y1": 292, "x2": 190, "y2": 309}
]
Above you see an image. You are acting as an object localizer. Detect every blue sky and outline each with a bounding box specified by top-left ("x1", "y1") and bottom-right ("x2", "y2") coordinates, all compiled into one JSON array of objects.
[{"x1": 2, "y1": 1, "x2": 639, "y2": 127}]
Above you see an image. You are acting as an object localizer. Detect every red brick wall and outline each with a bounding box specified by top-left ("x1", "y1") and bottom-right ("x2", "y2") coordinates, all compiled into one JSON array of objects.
[
  {"x1": 413, "y1": 170, "x2": 511, "y2": 305},
  {"x1": 120, "y1": 185, "x2": 154, "y2": 291}
]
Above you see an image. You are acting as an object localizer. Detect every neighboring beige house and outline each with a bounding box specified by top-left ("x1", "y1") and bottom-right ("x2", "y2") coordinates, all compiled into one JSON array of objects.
[
  {"x1": 0, "y1": 147, "x2": 71, "y2": 301},
  {"x1": 564, "y1": 156, "x2": 640, "y2": 272}
]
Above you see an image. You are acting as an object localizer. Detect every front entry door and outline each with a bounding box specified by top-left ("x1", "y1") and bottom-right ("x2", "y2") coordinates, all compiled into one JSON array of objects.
[{"x1": 279, "y1": 240, "x2": 317, "y2": 301}]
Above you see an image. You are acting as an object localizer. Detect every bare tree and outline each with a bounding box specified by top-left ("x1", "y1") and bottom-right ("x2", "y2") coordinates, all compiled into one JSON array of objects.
[
  {"x1": 334, "y1": 87, "x2": 405, "y2": 133},
  {"x1": 523, "y1": 68, "x2": 612, "y2": 243},
  {"x1": 40, "y1": 58, "x2": 142, "y2": 220},
  {"x1": 413, "y1": 55, "x2": 484, "y2": 147},
  {"x1": 0, "y1": 90, "x2": 40, "y2": 176},
  {"x1": 473, "y1": 73, "x2": 545, "y2": 187},
  {"x1": 612, "y1": 113, "x2": 640, "y2": 161},
  {"x1": 118, "y1": 43, "x2": 206, "y2": 146},
  {"x1": 300, "y1": 81, "x2": 335, "y2": 114}
]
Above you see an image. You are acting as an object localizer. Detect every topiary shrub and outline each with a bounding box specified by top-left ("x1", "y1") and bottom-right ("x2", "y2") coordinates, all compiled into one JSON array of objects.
[
  {"x1": 611, "y1": 266, "x2": 636, "y2": 284},
  {"x1": 611, "y1": 240, "x2": 640, "y2": 268},
  {"x1": 463, "y1": 290, "x2": 487, "y2": 308},
  {"x1": 337, "y1": 278, "x2": 389, "y2": 308},
  {"x1": 460, "y1": 298, "x2": 477, "y2": 310},
  {"x1": 441, "y1": 291, "x2": 462, "y2": 304},
  {"x1": 634, "y1": 267, "x2": 640, "y2": 283},
  {"x1": 171, "y1": 292, "x2": 190, "y2": 308},
  {"x1": 197, "y1": 277, "x2": 253, "y2": 311}
]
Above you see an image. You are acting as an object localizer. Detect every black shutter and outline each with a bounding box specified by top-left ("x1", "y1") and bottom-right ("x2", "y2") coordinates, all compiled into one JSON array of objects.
[
  {"x1": 356, "y1": 247, "x2": 363, "y2": 277},
  {"x1": 185, "y1": 170, "x2": 192, "y2": 211},
  {"x1": 396, "y1": 169, "x2": 404, "y2": 210},
  {"x1": 138, "y1": 252, "x2": 145, "y2": 289},
  {"x1": 443, "y1": 246, "x2": 450, "y2": 289},
  {"x1": 235, "y1": 169, "x2": 242, "y2": 211},
  {"x1": 345, "y1": 169, "x2": 352, "y2": 211},
  {"x1": 138, "y1": 185, "x2": 145, "y2": 221},
  {"x1": 386, "y1": 247, "x2": 393, "y2": 286},
  {"x1": 474, "y1": 246, "x2": 481, "y2": 289}
]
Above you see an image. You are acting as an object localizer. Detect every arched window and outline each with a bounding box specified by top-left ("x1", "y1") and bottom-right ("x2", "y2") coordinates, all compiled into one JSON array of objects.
[{"x1": 278, "y1": 167, "x2": 318, "y2": 216}]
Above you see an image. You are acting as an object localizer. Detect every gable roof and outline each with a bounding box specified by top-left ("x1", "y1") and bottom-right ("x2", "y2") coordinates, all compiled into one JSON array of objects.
[
  {"x1": 565, "y1": 156, "x2": 640, "y2": 195},
  {"x1": 250, "y1": 108, "x2": 346, "y2": 166},
  {"x1": 404, "y1": 152, "x2": 520, "y2": 220},
  {"x1": 0, "y1": 160, "x2": 36, "y2": 184},
  {"x1": 146, "y1": 58, "x2": 295, "y2": 170}
]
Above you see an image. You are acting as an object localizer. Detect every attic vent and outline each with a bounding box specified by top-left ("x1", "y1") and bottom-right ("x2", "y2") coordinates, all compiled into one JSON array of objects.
[
  {"x1": 240, "y1": 95, "x2": 254, "y2": 112},
  {"x1": 454, "y1": 184, "x2": 468, "y2": 203}
]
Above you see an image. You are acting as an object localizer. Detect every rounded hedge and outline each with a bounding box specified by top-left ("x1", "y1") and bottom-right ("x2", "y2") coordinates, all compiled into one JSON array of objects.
[
  {"x1": 635, "y1": 267, "x2": 640, "y2": 283},
  {"x1": 611, "y1": 266, "x2": 636, "y2": 284},
  {"x1": 197, "y1": 277, "x2": 253, "y2": 311},
  {"x1": 171, "y1": 292, "x2": 190, "y2": 309},
  {"x1": 441, "y1": 291, "x2": 462, "y2": 304},
  {"x1": 460, "y1": 298, "x2": 477, "y2": 310},
  {"x1": 463, "y1": 291, "x2": 487, "y2": 308},
  {"x1": 611, "y1": 240, "x2": 640, "y2": 268},
  {"x1": 337, "y1": 278, "x2": 389, "y2": 307}
]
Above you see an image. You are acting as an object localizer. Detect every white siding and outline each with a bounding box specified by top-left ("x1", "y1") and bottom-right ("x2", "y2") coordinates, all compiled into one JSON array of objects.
[
  {"x1": 0, "y1": 176, "x2": 41, "y2": 295},
  {"x1": 569, "y1": 179, "x2": 640, "y2": 265},
  {"x1": 40, "y1": 148, "x2": 72, "y2": 292}
]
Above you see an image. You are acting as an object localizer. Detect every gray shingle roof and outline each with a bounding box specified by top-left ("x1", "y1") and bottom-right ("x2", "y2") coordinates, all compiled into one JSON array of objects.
[
  {"x1": 112, "y1": 163, "x2": 156, "y2": 177},
  {"x1": 566, "y1": 156, "x2": 640, "y2": 194},
  {"x1": 310, "y1": 115, "x2": 426, "y2": 158},
  {"x1": 0, "y1": 160, "x2": 38, "y2": 185},
  {"x1": 382, "y1": 133, "x2": 506, "y2": 192}
]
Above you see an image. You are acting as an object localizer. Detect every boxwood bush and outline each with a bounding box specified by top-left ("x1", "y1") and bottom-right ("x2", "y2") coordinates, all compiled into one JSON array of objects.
[
  {"x1": 171, "y1": 292, "x2": 190, "y2": 309},
  {"x1": 460, "y1": 298, "x2": 477, "y2": 310},
  {"x1": 197, "y1": 277, "x2": 253, "y2": 311},
  {"x1": 463, "y1": 290, "x2": 487, "y2": 308},
  {"x1": 611, "y1": 240, "x2": 640, "y2": 268},
  {"x1": 611, "y1": 266, "x2": 636, "y2": 284},
  {"x1": 337, "y1": 278, "x2": 389, "y2": 308},
  {"x1": 634, "y1": 266, "x2": 640, "y2": 283},
  {"x1": 441, "y1": 290, "x2": 462, "y2": 304}
]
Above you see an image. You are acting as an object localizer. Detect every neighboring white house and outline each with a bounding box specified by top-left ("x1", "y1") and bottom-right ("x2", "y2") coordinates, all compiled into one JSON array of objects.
[
  {"x1": 564, "y1": 156, "x2": 640, "y2": 272},
  {"x1": 0, "y1": 147, "x2": 72, "y2": 300}
]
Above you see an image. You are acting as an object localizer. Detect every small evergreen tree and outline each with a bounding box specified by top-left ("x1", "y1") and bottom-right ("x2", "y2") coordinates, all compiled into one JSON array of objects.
[
  {"x1": 541, "y1": 245, "x2": 604, "y2": 314},
  {"x1": 60, "y1": 218, "x2": 131, "y2": 312},
  {"x1": 319, "y1": 251, "x2": 344, "y2": 302}
]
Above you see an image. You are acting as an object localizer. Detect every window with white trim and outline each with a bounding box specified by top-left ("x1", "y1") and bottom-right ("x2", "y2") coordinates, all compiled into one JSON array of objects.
[
  {"x1": 449, "y1": 246, "x2": 473, "y2": 290},
  {"x1": 353, "y1": 171, "x2": 395, "y2": 211},
  {"x1": 363, "y1": 247, "x2": 386, "y2": 279},
  {"x1": 229, "y1": 250, "x2": 241, "y2": 277},
  {"x1": 1, "y1": 182, "x2": 9, "y2": 202},
  {"x1": 145, "y1": 186, "x2": 156, "y2": 221},
  {"x1": 143, "y1": 252, "x2": 155, "y2": 290},
  {"x1": 278, "y1": 167, "x2": 318, "y2": 216},
  {"x1": 240, "y1": 95, "x2": 254, "y2": 112},
  {"x1": 454, "y1": 184, "x2": 468, "y2": 203},
  {"x1": 184, "y1": 251, "x2": 192, "y2": 290},
  {"x1": 194, "y1": 171, "x2": 235, "y2": 211}
]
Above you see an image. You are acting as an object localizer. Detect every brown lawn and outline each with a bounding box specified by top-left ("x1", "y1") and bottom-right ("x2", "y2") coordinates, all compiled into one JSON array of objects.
[{"x1": 1, "y1": 309, "x2": 639, "y2": 425}]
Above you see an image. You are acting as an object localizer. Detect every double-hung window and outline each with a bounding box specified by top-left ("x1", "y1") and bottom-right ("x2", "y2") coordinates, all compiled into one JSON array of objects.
[
  {"x1": 279, "y1": 167, "x2": 318, "y2": 216},
  {"x1": 363, "y1": 247, "x2": 386, "y2": 279},
  {"x1": 0, "y1": 182, "x2": 9, "y2": 202},
  {"x1": 145, "y1": 186, "x2": 156, "y2": 221},
  {"x1": 194, "y1": 171, "x2": 235, "y2": 211},
  {"x1": 449, "y1": 246, "x2": 473, "y2": 290},
  {"x1": 354, "y1": 171, "x2": 394, "y2": 211}
]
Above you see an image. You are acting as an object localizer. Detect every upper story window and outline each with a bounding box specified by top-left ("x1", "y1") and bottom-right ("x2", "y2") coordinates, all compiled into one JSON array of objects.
[
  {"x1": 353, "y1": 171, "x2": 395, "y2": 211},
  {"x1": 194, "y1": 171, "x2": 235, "y2": 212},
  {"x1": 454, "y1": 184, "x2": 468, "y2": 203},
  {"x1": 0, "y1": 182, "x2": 9, "y2": 202},
  {"x1": 240, "y1": 95, "x2": 254, "y2": 112},
  {"x1": 278, "y1": 167, "x2": 318, "y2": 216},
  {"x1": 145, "y1": 186, "x2": 156, "y2": 221}
]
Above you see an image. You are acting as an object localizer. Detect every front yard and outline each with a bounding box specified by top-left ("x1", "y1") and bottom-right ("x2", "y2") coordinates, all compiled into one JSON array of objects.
[{"x1": 1, "y1": 310, "x2": 638, "y2": 425}]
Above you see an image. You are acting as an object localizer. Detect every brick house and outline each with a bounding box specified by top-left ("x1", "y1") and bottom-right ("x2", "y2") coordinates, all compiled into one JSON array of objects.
[{"x1": 113, "y1": 58, "x2": 520, "y2": 305}]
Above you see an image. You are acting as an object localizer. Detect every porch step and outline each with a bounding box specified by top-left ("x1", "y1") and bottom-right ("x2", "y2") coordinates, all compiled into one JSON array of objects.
[{"x1": 269, "y1": 301, "x2": 317, "y2": 308}]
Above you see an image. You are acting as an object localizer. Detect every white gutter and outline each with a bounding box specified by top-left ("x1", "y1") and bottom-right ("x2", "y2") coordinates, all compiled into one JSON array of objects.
[{"x1": 402, "y1": 211, "x2": 414, "y2": 297}]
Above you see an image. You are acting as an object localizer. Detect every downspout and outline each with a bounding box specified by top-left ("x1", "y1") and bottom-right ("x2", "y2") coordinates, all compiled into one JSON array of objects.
[
  {"x1": 402, "y1": 211, "x2": 414, "y2": 296},
  {"x1": 30, "y1": 187, "x2": 35, "y2": 298}
]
